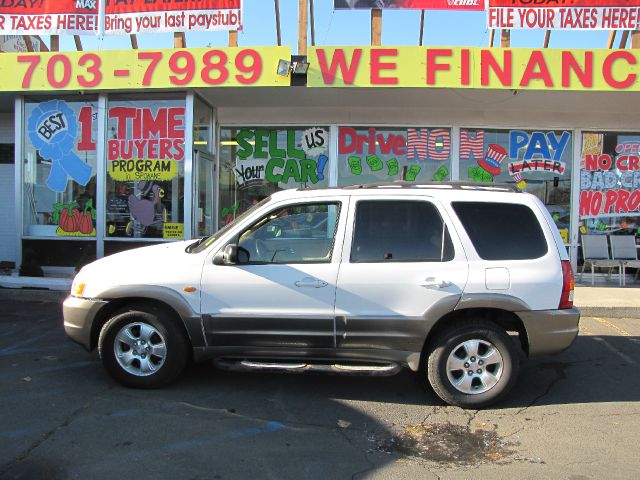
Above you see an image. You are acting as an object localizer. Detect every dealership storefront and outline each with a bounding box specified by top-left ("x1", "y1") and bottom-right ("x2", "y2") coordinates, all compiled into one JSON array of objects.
[{"x1": 1, "y1": 45, "x2": 639, "y2": 280}]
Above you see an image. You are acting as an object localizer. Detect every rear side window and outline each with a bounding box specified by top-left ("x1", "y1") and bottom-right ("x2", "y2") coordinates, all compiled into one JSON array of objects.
[
  {"x1": 351, "y1": 200, "x2": 454, "y2": 263},
  {"x1": 452, "y1": 202, "x2": 547, "y2": 260}
]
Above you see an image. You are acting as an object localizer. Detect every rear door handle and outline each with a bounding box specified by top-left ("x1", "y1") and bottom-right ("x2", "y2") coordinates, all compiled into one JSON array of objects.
[
  {"x1": 418, "y1": 277, "x2": 452, "y2": 288},
  {"x1": 295, "y1": 277, "x2": 328, "y2": 288}
]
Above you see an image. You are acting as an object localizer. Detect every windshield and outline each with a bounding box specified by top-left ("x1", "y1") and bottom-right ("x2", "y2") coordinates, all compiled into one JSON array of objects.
[{"x1": 187, "y1": 196, "x2": 272, "y2": 254}]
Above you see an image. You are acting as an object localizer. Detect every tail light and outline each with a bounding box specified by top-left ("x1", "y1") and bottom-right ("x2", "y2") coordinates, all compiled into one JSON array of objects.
[{"x1": 559, "y1": 260, "x2": 575, "y2": 309}]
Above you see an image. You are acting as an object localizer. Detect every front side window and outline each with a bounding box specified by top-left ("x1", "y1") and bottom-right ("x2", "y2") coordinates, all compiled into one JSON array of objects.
[
  {"x1": 351, "y1": 200, "x2": 454, "y2": 263},
  {"x1": 238, "y1": 203, "x2": 340, "y2": 264}
]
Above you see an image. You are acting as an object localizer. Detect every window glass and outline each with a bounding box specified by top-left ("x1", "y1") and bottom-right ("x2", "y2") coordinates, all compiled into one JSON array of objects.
[
  {"x1": 219, "y1": 127, "x2": 330, "y2": 227},
  {"x1": 106, "y1": 97, "x2": 185, "y2": 239},
  {"x1": 238, "y1": 203, "x2": 340, "y2": 264},
  {"x1": 23, "y1": 97, "x2": 98, "y2": 237},
  {"x1": 338, "y1": 127, "x2": 452, "y2": 186},
  {"x1": 194, "y1": 97, "x2": 213, "y2": 153},
  {"x1": 579, "y1": 132, "x2": 640, "y2": 243},
  {"x1": 452, "y1": 202, "x2": 548, "y2": 260},
  {"x1": 0, "y1": 144, "x2": 14, "y2": 164},
  {"x1": 351, "y1": 200, "x2": 454, "y2": 263},
  {"x1": 459, "y1": 128, "x2": 572, "y2": 242}
]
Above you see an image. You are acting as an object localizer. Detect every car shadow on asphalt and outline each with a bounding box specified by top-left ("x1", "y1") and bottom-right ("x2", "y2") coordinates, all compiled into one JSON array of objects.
[{"x1": 168, "y1": 334, "x2": 640, "y2": 410}]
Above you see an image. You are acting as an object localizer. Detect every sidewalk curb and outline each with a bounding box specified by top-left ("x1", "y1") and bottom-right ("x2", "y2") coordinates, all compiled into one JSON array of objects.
[
  {"x1": 0, "y1": 288, "x2": 67, "y2": 304},
  {"x1": 577, "y1": 306, "x2": 640, "y2": 319}
]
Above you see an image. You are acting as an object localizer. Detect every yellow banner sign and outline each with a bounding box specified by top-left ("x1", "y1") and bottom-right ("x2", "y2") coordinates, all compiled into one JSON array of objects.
[
  {"x1": 0, "y1": 46, "x2": 291, "y2": 92},
  {"x1": 308, "y1": 46, "x2": 640, "y2": 91},
  {"x1": 108, "y1": 159, "x2": 178, "y2": 181}
]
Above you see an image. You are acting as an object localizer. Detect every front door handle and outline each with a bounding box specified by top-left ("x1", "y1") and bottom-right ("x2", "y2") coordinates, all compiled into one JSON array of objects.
[
  {"x1": 418, "y1": 277, "x2": 452, "y2": 288},
  {"x1": 295, "y1": 277, "x2": 328, "y2": 288}
]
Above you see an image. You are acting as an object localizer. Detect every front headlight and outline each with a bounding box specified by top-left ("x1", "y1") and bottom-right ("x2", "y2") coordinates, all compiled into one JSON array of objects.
[{"x1": 71, "y1": 277, "x2": 87, "y2": 297}]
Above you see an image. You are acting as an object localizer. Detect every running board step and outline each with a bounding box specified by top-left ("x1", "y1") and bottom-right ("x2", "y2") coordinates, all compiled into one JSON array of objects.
[{"x1": 214, "y1": 359, "x2": 402, "y2": 376}]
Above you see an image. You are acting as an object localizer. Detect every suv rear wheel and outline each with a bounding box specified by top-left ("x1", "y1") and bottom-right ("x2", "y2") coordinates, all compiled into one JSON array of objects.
[
  {"x1": 98, "y1": 304, "x2": 189, "y2": 388},
  {"x1": 427, "y1": 320, "x2": 520, "y2": 408}
]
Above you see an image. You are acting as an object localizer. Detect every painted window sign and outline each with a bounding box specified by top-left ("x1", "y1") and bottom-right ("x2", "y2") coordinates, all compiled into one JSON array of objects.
[
  {"x1": 219, "y1": 126, "x2": 330, "y2": 228},
  {"x1": 27, "y1": 99, "x2": 93, "y2": 193},
  {"x1": 23, "y1": 98, "x2": 98, "y2": 238},
  {"x1": 106, "y1": 99, "x2": 185, "y2": 239},
  {"x1": 233, "y1": 127, "x2": 329, "y2": 186},
  {"x1": 460, "y1": 129, "x2": 571, "y2": 187},
  {"x1": 337, "y1": 127, "x2": 451, "y2": 186},
  {"x1": 507, "y1": 130, "x2": 570, "y2": 178},
  {"x1": 460, "y1": 128, "x2": 573, "y2": 235},
  {"x1": 107, "y1": 106, "x2": 185, "y2": 181},
  {"x1": 580, "y1": 132, "x2": 640, "y2": 233}
]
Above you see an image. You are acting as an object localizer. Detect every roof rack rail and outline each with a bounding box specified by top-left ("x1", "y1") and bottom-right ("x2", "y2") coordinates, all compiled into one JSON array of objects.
[{"x1": 342, "y1": 181, "x2": 521, "y2": 192}]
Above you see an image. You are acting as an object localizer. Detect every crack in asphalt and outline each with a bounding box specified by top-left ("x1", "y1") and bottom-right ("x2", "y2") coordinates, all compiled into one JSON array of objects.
[
  {"x1": 465, "y1": 409, "x2": 479, "y2": 429},
  {"x1": 503, "y1": 426, "x2": 524, "y2": 438},
  {"x1": 515, "y1": 362, "x2": 571, "y2": 415}
]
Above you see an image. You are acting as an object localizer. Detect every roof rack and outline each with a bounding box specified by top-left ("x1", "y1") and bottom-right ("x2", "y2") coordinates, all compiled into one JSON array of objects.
[{"x1": 342, "y1": 181, "x2": 521, "y2": 193}]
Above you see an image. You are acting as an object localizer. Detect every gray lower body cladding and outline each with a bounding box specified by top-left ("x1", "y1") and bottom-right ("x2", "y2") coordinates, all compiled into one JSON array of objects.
[{"x1": 518, "y1": 307, "x2": 580, "y2": 356}]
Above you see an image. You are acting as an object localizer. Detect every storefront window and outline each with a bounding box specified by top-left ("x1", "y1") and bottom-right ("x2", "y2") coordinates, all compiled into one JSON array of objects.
[
  {"x1": 106, "y1": 96, "x2": 185, "y2": 240},
  {"x1": 194, "y1": 96, "x2": 213, "y2": 153},
  {"x1": 219, "y1": 126, "x2": 330, "y2": 226},
  {"x1": 23, "y1": 97, "x2": 98, "y2": 238},
  {"x1": 459, "y1": 128, "x2": 573, "y2": 241},
  {"x1": 579, "y1": 132, "x2": 640, "y2": 240},
  {"x1": 193, "y1": 98, "x2": 215, "y2": 237},
  {"x1": 337, "y1": 127, "x2": 452, "y2": 186}
]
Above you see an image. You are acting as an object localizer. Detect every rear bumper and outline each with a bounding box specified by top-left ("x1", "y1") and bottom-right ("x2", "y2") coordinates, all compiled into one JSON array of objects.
[
  {"x1": 63, "y1": 295, "x2": 108, "y2": 351},
  {"x1": 518, "y1": 307, "x2": 580, "y2": 357}
]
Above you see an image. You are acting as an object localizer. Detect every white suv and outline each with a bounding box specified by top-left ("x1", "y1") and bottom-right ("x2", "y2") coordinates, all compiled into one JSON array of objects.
[{"x1": 64, "y1": 182, "x2": 579, "y2": 408}]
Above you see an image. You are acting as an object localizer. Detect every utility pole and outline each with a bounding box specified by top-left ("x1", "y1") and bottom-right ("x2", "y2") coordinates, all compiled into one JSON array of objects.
[
  {"x1": 229, "y1": 30, "x2": 238, "y2": 47},
  {"x1": 500, "y1": 29, "x2": 510, "y2": 47},
  {"x1": 371, "y1": 8, "x2": 382, "y2": 46}
]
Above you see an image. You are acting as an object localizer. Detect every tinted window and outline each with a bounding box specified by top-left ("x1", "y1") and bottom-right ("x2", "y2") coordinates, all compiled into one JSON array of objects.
[
  {"x1": 238, "y1": 203, "x2": 340, "y2": 264},
  {"x1": 351, "y1": 200, "x2": 454, "y2": 263},
  {"x1": 452, "y1": 202, "x2": 547, "y2": 260}
]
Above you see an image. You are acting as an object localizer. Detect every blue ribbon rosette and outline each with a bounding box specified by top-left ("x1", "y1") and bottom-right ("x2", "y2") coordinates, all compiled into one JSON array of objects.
[{"x1": 27, "y1": 100, "x2": 92, "y2": 192}]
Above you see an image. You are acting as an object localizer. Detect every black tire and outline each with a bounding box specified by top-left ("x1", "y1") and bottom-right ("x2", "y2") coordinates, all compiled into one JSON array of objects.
[
  {"x1": 98, "y1": 303, "x2": 189, "y2": 388},
  {"x1": 426, "y1": 320, "x2": 520, "y2": 409}
]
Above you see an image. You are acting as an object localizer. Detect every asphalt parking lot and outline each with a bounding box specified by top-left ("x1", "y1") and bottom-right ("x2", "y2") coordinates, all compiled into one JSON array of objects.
[{"x1": 1, "y1": 297, "x2": 639, "y2": 480}]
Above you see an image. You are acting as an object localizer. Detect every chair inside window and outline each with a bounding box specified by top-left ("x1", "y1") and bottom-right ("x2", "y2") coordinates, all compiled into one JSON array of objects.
[
  {"x1": 580, "y1": 235, "x2": 623, "y2": 286},
  {"x1": 610, "y1": 235, "x2": 640, "y2": 286}
]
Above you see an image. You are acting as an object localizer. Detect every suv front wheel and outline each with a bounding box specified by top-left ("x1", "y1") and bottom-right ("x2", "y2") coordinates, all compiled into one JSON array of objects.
[
  {"x1": 98, "y1": 304, "x2": 189, "y2": 388},
  {"x1": 427, "y1": 320, "x2": 520, "y2": 408}
]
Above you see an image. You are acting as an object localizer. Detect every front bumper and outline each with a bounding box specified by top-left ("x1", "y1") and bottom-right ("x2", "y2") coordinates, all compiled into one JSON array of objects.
[
  {"x1": 63, "y1": 295, "x2": 109, "y2": 351},
  {"x1": 519, "y1": 307, "x2": 581, "y2": 357}
]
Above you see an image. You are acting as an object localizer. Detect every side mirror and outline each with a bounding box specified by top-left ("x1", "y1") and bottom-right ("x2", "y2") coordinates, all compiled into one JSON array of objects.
[{"x1": 213, "y1": 244, "x2": 238, "y2": 265}]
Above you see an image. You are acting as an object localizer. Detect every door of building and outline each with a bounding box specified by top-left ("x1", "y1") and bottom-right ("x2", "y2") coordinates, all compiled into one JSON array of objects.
[{"x1": 193, "y1": 150, "x2": 217, "y2": 238}]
